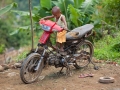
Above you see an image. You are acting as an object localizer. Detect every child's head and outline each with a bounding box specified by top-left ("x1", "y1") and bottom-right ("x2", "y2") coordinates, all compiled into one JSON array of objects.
[{"x1": 52, "y1": 6, "x2": 61, "y2": 18}]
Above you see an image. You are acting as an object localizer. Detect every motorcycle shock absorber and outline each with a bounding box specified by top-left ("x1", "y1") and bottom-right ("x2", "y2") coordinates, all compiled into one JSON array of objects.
[{"x1": 34, "y1": 48, "x2": 46, "y2": 71}]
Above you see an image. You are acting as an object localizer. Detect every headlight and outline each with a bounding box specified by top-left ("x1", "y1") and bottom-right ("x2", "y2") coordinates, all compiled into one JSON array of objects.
[{"x1": 41, "y1": 25, "x2": 51, "y2": 31}]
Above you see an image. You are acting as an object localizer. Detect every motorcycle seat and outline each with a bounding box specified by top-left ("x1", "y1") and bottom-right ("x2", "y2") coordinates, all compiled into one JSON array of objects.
[{"x1": 66, "y1": 24, "x2": 94, "y2": 40}]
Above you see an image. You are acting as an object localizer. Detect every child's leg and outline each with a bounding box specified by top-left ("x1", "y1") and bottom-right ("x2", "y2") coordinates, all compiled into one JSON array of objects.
[
  {"x1": 52, "y1": 42, "x2": 59, "y2": 50},
  {"x1": 60, "y1": 43, "x2": 64, "y2": 51},
  {"x1": 51, "y1": 45, "x2": 56, "y2": 51}
]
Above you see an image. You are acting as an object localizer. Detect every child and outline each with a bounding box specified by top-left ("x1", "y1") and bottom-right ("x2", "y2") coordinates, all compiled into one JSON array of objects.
[{"x1": 41, "y1": 6, "x2": 68, "y2": 51}]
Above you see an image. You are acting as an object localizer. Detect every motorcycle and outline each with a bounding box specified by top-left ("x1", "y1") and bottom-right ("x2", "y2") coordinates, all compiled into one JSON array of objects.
[{"x1": 20, "y1": 20, "x2": 98, "y2": 84}]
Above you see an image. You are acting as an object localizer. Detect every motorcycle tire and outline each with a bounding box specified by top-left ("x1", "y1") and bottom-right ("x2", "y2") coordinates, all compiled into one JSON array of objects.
[
  {"x1": 74, "y1": 40, "x2": 93, "y2": 69},
  {"x1": 20, "y1": 53, "x2": 44, "y2": 84}
]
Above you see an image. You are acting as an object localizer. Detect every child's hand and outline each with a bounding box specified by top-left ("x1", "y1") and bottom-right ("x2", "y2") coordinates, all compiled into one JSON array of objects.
[
  {"x1": 63, "y1": 27, "x2": 68, "y2": 30},
  {"x1": 40, "y1": 18, "x2": 44, "y2": 21}
]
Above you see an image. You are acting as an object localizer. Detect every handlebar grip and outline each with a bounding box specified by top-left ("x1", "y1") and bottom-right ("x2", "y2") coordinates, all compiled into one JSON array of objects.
[{"x1": 66, "y1": 29, "x2": 71, "y2": 32}]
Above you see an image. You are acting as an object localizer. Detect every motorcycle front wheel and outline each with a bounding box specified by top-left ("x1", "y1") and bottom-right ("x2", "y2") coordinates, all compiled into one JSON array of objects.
[{"x1": 20, "y1": 53, "x2": 44, "y2": 84}]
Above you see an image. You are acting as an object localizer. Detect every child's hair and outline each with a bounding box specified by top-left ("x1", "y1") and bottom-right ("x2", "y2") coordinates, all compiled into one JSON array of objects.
[{"x1": 52, "y1": 6, "x2": 61, "y2": 14}]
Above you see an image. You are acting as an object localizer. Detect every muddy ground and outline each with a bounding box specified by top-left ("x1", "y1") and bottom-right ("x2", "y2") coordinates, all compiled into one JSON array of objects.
[{"x1": 0, "y1": 63, "x2": 120, "y2": 90}]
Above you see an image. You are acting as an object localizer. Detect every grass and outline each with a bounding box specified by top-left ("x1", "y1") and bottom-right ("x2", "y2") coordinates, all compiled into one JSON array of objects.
[
  {"x1": 16, "y1": 50, "x2": 29, "y2": 62},
  {"x1": 94, "y1": 32, "x2": 120, "y2": 64}
]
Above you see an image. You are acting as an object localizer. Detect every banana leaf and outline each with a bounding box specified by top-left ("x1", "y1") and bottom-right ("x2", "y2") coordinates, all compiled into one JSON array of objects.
[
  {"x1": 10, "y1": 26, "x2": 30, "y2": 35},
  {"x1": 40, "y1": 0, "x2": 52, "y2": 10},
  {"x1": 0, "y1": 3, "x2": 17, "y2": 16},
  {"x1": 12, "y1": 10, "x2": 35, "y2": 17},
  {"x1": 68, "y1": 5, "x2": 79, "y2": 26},
  {"x1": 81, "y1": 0, "x2": 98, "y2": 14},
  {"x1": 74, "y1": 0, "x2": 85, "y2": 9}
]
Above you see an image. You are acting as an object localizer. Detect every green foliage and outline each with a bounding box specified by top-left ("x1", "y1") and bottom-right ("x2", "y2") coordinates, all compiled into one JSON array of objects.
[
  {"x1": 74, "y1": 0, "x2": 84, "y2": 8},
  {"x1": 90, "y1": 0, "x2": 120, "y2": 40},
  {"x1": 40, "y1": 0, "x2": 52, "y2": 10},
  {"x1": 12, "y1": 10, "x2": 35, "y2": 17},
  {"x1": 10, "y1": 26, "x2": 30, "y2": 36},
  {"x1": 0, "y1": 19, "x2": 31, "y2": 49},
  {"x1": 14, "y1": 0, "x2": 100, "y2": 30},
  {"x1": 0, "y1": 44, "x2": 5, "y2": 54},
  {"x1": 81, "y1": 0, "x2": 99, "y2": 14},
  {"x1": 67, "y1": 4, "x2": 85, "y2": 27},
  {"x1": 0, "y1": 2, "x2": 17, "y2": 16},
  {"x1": 94, "y1": 32, "x2": 120, "y2": 62},
  {"x1": 15, "y1": 0, "x2": 40, "y2": 11},
  {"x1": 0, "y1": 20, "x2": 12, "y2": 47},
  {"x1": 111, "y1": 43, "x2": 120, "y2": 52},
  {"x1": 16, "y1": 50, "x2": 28, "y2": 62},
  {"x1": 0, "y1": 0, "x2": 32, "y2": 51},
  {"x1": 36, "y1": 0, "x2": 99, "y2": 29},
  {"x1": 103, "y1": 0, "x2": 120, "y2": 25},
  {"x1": 68, "y1": 5, "x2": 80, "y2": 26}
]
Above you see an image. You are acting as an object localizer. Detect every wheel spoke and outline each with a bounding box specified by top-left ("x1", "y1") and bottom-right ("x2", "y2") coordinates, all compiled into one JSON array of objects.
[
  {"x1": 73, "y1": 41, "x2": 93, "y2": 69},
  {"x1": 20, "y1": 53, "x2": 43, "y2": 84}
]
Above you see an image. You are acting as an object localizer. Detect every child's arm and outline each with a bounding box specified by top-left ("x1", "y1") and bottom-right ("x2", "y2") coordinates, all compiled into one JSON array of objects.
[
  {"x1": 41, "y1": 15, "x2": 54, "y2": 20},
  {"x1": 61, "y1": 15, "x2": 68, "y2": 30}
]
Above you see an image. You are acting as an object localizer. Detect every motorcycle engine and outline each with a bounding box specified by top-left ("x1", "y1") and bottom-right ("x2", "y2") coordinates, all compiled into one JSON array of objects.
[{"x1": 47, "y1": 55, "x2": 67, "y2": 68}]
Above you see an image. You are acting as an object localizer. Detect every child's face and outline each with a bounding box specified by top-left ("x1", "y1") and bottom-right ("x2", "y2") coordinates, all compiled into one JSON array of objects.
[{"x1": 52, "y1": 12, "x2": 61, "y2": 19}]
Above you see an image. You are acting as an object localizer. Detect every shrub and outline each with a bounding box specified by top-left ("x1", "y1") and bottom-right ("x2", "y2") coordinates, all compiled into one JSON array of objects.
[{"x1": 0, "y1": 44, "x2": 5, "y2": 54}]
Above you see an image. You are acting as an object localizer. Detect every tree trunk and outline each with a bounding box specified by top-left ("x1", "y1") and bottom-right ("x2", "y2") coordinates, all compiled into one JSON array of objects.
[{"x1": 28, "y1": 0, "x2": 34, "y2": 50}]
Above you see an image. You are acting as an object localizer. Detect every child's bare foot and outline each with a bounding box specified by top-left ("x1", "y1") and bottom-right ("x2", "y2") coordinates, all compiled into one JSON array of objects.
[
  {"x1": 60, "y1": 47, "x2": 64, "y2": 52},
  {"x1": 51, "y1": 45, "x2": 57, "y2": 51},
  {"x1": 60, "y1": 49, "x2": 64, "y2": 52},
  {"x1": 53, "y1": 45, "x2": 57, "y2": 49}
]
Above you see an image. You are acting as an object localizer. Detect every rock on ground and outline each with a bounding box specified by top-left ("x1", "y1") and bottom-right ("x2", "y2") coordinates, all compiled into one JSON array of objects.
[
  {"x1": 7, "y1": 72, "x2": 18, "y2": 77},
  {"x1": 14, "y1": 63, "x2": 21, "y2": 68},
  {"x1": 0, "y1": 65, "x2": 4, "y2": 72},
  {"x1": 1, "y1": 64, "x2": 9, "y2": 70}
]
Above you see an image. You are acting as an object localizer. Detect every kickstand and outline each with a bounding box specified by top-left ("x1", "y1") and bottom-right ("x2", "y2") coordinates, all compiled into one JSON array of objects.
[
  {"x1": 66, "y1": 66, "x2": 72, "y2": 76},
  {"x1": 59, "y1": 67, "x2": 64, "y2": 74},
  {"x1": 88, "y1": 56, "x2": 99, "y2": 70},
  {"x1": 91, "y1": 60, "x2": 99, "y2": 70},
  {"x1": 57, "y1": 67, "x2": 64, "y2": 76}
]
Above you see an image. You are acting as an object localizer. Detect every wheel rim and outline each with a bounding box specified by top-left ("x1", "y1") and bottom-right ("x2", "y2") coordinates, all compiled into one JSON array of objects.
[
  {"x1": 22, "y1": 56, "x2": 43, "y2": 83},
  {"x1": 74, "y1": 42, "x2": 93, "y2": 68}
]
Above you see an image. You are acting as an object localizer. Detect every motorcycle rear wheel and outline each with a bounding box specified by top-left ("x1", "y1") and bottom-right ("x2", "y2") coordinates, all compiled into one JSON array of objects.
[
  {"x1": 73, "y1": 40, "x2": 93, "y2": 69},
  {"x1": 20, "y1": 53, "x2": 44, "y2": 84}
]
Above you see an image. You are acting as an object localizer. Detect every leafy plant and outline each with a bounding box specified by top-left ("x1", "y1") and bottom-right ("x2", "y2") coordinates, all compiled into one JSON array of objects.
[
  {"x1": 68, "y1": 5, "x2": 81, "y2": 26},
  {"x1": 111, "y1": 43, "x2": 120, "y2": 52},
  {"x1": 0, "y1": 2, "x2": 17, "y2": 16},
  {"x1": 94, "y1": 32, "x2": 120, "y2": 62},
  {"x1": 16, "y1": 51, "x2": 28, "y2": 62},
  {"x1": 41, "y1": 0, "x2": 52, "y2": 10},
  {"x1": 0, "y1": 44, "x2": 5, "y2": 54}
]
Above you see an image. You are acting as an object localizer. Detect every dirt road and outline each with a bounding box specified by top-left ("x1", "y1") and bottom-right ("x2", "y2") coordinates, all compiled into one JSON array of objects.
[{"x1": 0, "y1": 63, "x2": 120, "y2": 90}]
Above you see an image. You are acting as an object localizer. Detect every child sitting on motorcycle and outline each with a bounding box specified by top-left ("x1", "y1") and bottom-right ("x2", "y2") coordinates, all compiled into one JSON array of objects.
[{"x1": 40, "y1": 6, "x2": 68, "y2": 51}]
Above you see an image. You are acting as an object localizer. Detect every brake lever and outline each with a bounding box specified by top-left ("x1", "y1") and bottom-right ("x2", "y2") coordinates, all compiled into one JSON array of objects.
[{"x1": 66, "y1": 29, "x2": 71, "y2": 32}]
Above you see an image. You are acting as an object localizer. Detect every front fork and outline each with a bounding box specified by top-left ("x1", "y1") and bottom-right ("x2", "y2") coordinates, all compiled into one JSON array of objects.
[{"x1": 34, "y1": 44, "x2": 47, "y2": 71}]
